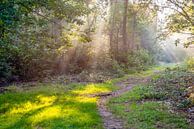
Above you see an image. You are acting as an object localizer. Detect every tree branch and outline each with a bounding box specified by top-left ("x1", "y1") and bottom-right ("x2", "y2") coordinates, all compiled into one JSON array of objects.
[{"x1": 167, "y1": 0, "x2": 193, "y2": 25}]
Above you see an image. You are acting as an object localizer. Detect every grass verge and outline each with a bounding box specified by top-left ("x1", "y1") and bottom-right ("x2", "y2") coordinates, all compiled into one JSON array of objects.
[
  {"x1": 0, "y1": 82, "x2": 118, "y2": 129},
  {"x1": 0, "y1": 65, "x2": 173, "y2": 129},
  {"x1": 108, "y1": 67, "x2": 194, "y2": 129}
]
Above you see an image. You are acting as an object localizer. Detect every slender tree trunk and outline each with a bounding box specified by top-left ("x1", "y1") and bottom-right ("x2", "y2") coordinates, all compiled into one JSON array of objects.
[
  {"x1": 110, "y1": 0, "x2": 117, "y2": 59},
  {"x1": 131, "y1": 13, "x2": 136, "y2": 50},
  {"x1": 115, "y1": 25, "x2": 119, "y2": 60},
  {"x1": 123, "y1": 0, "x2": 128, "y2": 53}
]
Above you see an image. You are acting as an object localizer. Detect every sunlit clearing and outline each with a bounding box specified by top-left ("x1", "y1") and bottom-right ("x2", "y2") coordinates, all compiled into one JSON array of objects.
[
  {"x1": 0, "y1": 83, "x2": 107, "y2": 128},
  {"x1": 72, "y1": 83, "x2": 111, "y2": 95},
  {"x1": 37, "y1": 95, "x2": 57, "y2": 104},
  {"x1": 9, "y1": 95, "x2": 56, "y2": 114},
  {"x1": 76, "y1": 96, "x2": 97, "y2": 103},
  {"x1": 29, "y1": 106, "x2": 61, "y2": 124}
]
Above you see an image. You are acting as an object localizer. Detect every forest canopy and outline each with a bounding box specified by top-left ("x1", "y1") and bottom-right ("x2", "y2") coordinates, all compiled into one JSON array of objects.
[{"x1": 0, "y1": 0, "x2": 193, "y2": 84}]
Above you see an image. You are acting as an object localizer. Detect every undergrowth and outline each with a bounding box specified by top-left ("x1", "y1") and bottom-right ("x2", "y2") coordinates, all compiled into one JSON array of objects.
[{"x1": 108, "y1": 66, "x2": 194, "y2": 129}]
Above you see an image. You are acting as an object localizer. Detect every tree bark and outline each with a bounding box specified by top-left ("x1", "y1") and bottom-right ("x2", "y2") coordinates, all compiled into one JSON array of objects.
[
  {"x1": 131, "y1": 12, "x2": 136, "y2": 50},
  {"x1": 123, "y1": 0, "x2": 128, "y2": 52},
  {"x1": 110, "y1": 0, "x2": 117, "y2": 59}
]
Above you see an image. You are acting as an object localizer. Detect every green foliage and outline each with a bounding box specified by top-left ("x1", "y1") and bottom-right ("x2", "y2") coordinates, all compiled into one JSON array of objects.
[
  {"x1": 94, "y1": 49, "x2": 157, "y2": 76},
  {"x1": 109, "y1": 101, "x2": 191, "y2": 129},
  {"x1": 185, "y1": 57, "x2": 194, "y2": 70},
  {"x1": 108, "y1": 66, "x2": 194, "y2": 129},
  {"x1": 165, "y1": 0, "x2": 193, "y2": 47},
  {"x1": 125, "y1": 67, "x2": 194, "y2": 109},
  {"x1": 0, "y1": 0, "x2": 90, "y2": 83},
  {"x1": 151, "y1": 67, "x2": 194, "y2": 109},
  {"x1": 126, "y1": 49, "x2": 155, "y2": 71},
  {"x1": 66, "y1": 44, "x2": 93, "y2": 74},
  {"x1": 166, "y1": 1, "x2": 193, "y2": 34},
  {"x1": 0, "y1": 0, "x2": 161, "y2": 84}
]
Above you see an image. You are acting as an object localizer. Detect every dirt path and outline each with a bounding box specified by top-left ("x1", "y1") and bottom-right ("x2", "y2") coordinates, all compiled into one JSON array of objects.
[{"x1": 98, "y1": 76, "x2": 151, "y2": 129}]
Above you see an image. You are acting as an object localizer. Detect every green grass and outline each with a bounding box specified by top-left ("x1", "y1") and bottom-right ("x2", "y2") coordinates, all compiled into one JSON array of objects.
[
  {"x1": 0, "y1": 66, "x2": 162, "y2": 129},
  {"x1": 109, "y1": 101, "x2": 191, "y2": 129},
  {"x1": 111, "y1": 65, "x2": 165, "y2": 83},
  {"x1": 0, "y1": 82, "x2": 118, "y2": 129},
  {"x1": 0, "y1": 65, "x2": 181, "y2": 129},
  {"x1": 108, "y1": 69, "x2": 194, "y2": 129}
]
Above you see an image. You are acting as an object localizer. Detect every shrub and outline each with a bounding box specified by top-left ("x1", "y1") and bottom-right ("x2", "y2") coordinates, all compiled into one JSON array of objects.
[
  {"x1": 66, "y1": 44, "x2": 92, "y2": 74},
  {"x1": 185, "y1": 57, "x2": 194, "y2": 70},
  {"x1": 151, "y1": 68, "x2": 194, "y2": 109},
  {"x1": 126, "y1": 49, "x2": 155, "y2": 71}
]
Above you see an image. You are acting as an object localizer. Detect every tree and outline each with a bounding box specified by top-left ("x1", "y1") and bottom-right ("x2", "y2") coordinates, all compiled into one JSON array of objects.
[
  {"x1": 157, "y1": 0, "x2": 193, "y2": 47},
  {"x1": 122, "y1": 0, "x2": 129, "y2": 53},
  {"x1": 0, "y1": 0, "x2": 90, "y2": 82}
]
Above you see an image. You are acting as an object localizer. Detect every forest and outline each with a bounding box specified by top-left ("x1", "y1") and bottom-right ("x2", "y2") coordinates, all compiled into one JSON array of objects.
[{"x1": 0, "y1": 0, "x2": 194, "y2": 129}]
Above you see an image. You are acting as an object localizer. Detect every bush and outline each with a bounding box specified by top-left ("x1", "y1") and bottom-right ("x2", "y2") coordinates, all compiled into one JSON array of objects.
[
  {"x1": 0, "y1": 43, "x2": 57, "y2": 84},
  {"x1": 0, "y1": 45, "x2": 18, "y2": 84},
  {"x1": 150, "y1": 67, "x2": 194, "y2": 109},
  {"x1": 126, "y1": 49, "x2": 155, "y2": 71},
  {"x1": 66, "y1": 44, "x2": 92, "y2": 74},
  {"x1": 185, "y1": 57, "x2": 194, "y2": 70},
  {"x1": 94, "y1": 49, "x2": 156, "y2": 75}
]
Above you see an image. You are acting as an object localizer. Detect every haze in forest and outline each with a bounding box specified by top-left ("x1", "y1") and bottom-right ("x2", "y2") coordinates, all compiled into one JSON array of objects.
[
  {"x1": 0, "y1": 0, "x2": 194, "y2": 129},
  {"x1": 0, "y1": 0, "x2": 193, "y2": 82}
]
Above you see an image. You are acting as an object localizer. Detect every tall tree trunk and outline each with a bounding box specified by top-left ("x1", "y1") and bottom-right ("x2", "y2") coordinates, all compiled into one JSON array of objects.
[
  {"x1": 131, "y1": 13, "x2": 136, "y2": 50},
  {"x1": 115, "y1": 24, "x2": 119, "y2": 60},
  {"x1": 123, "y1": 0, "x2": 128, "y2": 53},
  {"x1": 110, "y1": 0, "x2": 117, "y2": 59}
]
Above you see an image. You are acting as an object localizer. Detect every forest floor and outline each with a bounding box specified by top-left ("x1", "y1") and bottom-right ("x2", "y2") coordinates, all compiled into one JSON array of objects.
[
  {"x1": 98, "y1": 72, "x2": 152, "y2": 129},
  {"x1": 107, "y1": 66, "x2": 194, "y2": 129},
  {"x1": 0, "y1": 65, "x2": 193, "y2": 129}
]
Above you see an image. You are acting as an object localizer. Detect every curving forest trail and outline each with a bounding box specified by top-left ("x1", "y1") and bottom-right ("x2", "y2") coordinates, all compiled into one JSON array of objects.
[
  {"x1": 0, "y1": 0, "x2": 193, "y2": 129},
  {"x1": 98, "y1": 75, "x2": 152, "y2": 129},
  {"x1": 1, "y1": 66, "x2": 193, "y2": 129}
]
